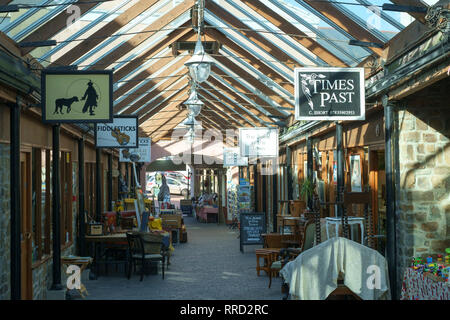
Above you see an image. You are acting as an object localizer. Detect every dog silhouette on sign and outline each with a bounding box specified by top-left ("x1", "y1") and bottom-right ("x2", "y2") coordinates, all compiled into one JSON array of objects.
[
  {"x1": 81, "y1": 80, "x2": 98, "y2": 116},
  {"x1": 54, "y1": 96, "x2": 79, "y2": 114}
]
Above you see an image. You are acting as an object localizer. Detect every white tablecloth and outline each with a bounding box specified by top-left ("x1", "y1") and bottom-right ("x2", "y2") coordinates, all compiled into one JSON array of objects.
[{"x1": 280, "y1": 237, "x2": 391, "y2": 300}]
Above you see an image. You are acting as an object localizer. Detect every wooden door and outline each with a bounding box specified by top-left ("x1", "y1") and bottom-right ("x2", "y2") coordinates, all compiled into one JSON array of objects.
[{"x1": 20, "y1": 152, "x2": 32, "y2": 300}]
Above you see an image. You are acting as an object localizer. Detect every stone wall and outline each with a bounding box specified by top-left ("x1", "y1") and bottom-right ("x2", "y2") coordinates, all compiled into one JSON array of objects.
[
  {"x1": 32, "y1": 246, "x2": 75, "y2": 300},
  {"x1": 395, "y1": 105, "x2": 450, "y2": 293},
  {"x1": 0, "y1": 144, "x2": 11, "y2": 300}
]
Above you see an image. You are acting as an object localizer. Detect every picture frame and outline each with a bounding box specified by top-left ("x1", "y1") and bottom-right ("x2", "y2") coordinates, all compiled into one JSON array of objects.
[{"x1": 350, "y1": 154, "x2": 362, "y2": 192}]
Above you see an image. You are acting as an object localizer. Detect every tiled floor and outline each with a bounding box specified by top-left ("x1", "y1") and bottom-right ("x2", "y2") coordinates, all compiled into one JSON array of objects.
[{"x1": 83, "y1": 216, "x2": 284, "y2": 300}]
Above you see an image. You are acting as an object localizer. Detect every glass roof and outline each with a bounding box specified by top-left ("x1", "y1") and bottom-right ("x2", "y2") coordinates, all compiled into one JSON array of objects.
[{"x1": 0, "y1": 0, "x2": 431, "y2": 136}]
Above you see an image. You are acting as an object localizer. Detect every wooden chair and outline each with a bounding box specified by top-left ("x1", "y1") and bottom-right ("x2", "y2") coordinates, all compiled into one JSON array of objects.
[
  {"x1": 268, "y1": 219, "x2": 317, "y2": 288},
  {"x1": 289, "y1": 200, "x2": 306, "y2": 217},
  {"x1": 255, "y1": 248, "x2": 279, "y2": 277},
  {"x1": 326, "y1": 281, "x2": 362, "y2": 300},
  {"x1": 126, "y1": 232, "x2": 167, "y2": 281},
  {"x1": 343, "y1": 191, "x2": 375, "y2": 248},
  {"x1": 262, "y1": 233, "x2": 297, "y2": 248}
]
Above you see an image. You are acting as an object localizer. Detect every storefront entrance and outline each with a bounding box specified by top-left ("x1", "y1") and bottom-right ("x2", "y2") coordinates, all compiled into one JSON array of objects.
[{"x1": 369, "y1": 147, "x2": 387, "y2": 254}]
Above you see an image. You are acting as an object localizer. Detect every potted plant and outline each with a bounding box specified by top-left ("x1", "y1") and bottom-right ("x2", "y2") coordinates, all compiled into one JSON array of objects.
[{"x1": 300, "y1": 178, "x2": 315, "y2": 210}]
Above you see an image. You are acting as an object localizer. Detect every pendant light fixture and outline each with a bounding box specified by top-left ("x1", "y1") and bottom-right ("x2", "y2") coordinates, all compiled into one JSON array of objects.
[
  {"x1": 184, "y1": 0, "x2": 213, "y2": 83},
  {"x1": 184, "y1": 84, "x2": 203, "y2": 117}
]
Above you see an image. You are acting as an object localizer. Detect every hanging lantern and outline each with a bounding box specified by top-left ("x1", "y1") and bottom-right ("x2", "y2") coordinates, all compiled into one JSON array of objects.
[
  {"x1": 180, "y1": 114, "x2": 199, "y2": 127},
  {"x1": 184, "y1": 37, "x2": 214, "y2": 83},
  {"x1": 184, "y1": 86, "x2": 203, "y2": 117},
  {"x1": 185, "y1": 126, "x2": 195, "y2": 145}
]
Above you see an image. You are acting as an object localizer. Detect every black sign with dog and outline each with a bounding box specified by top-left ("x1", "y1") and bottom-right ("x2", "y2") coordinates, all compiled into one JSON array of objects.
[{"x1": 41, "y1": 70, "x2": 113, "y2": 124}]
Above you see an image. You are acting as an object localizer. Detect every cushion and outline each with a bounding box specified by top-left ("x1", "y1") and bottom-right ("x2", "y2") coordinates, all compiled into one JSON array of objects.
[
  {"x1": 132, "y1": 253, "x2": 162, "y2": 259},
  {"x1": 271, "y1": 260, "x2": 282, "y2": 269}
]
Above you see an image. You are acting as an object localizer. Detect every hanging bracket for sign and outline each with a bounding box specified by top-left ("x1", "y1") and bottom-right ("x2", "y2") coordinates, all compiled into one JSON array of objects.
[
  {"x1": 41, "y1": 69, "x2": 113, "y2": 124},
  {"x1": 295, "y1": 67, "x2": 365, "y2": 121}
]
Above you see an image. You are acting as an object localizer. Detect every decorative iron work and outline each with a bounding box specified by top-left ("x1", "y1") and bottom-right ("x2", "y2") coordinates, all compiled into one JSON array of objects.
[{"x1": 425, "y1": 5, "x2": 450, "y2": 33}]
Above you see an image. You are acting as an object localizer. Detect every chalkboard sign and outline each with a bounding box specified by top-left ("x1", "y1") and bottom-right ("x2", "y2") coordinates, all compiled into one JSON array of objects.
[{"x1": 240, "y1": 212, "x2": 266, "y2": 252}]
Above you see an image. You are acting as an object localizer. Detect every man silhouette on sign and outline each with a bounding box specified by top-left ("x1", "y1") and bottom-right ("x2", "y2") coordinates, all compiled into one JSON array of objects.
[{"x1": 81, "y1": 80, "x2": 98, "y2": 115}]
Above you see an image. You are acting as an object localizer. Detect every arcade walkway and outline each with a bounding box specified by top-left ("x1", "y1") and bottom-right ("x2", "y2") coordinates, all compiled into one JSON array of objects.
[{"x1": 83, "y1": 217, "x2": 283, "y2": 300}]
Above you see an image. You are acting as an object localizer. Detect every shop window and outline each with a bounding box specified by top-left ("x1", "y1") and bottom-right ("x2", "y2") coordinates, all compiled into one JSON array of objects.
[{"x1": 31, "y1": 149, "x2": 52, "y2": 263}]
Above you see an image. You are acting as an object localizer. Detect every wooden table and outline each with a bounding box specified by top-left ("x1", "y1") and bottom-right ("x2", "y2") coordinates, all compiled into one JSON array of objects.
[
  {"x1": 86, "y1": 231, "x2": 171, "y2": 279},
  {"x1": 85, "y1": 232, "x2": 130, "y2": 279},
  {"x1": 85, "y1": 233, "x2": 128, "y2": 242},
  {"x1": 196, "y1": 206, "x2": 218, "y2": 223}
]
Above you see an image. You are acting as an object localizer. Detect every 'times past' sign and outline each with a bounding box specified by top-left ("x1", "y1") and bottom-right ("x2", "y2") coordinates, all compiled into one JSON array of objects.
[{"x1": 294, "y1": 67, "x2": 365, "y2": 121}]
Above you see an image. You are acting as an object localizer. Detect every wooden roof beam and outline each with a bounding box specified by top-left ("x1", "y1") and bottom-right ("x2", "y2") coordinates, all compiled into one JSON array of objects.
[
  {"x1": 206, "y1": 0, "x2": 300, "y2": 69},
  {"x1": 50, "y1": 0, "x2": 160, "y2": 67},
  {"x1": 198, "y1": 82, "x2": 264, "y2": 126},
  {"x1": 87, "y1": 0, "x2": 195, "y2": 70},
  {"x1": 113, "y1": 21, "x2": 192, "y2": 82},
  {"x1": 117, "y1": 74, "x2": 187, "y2": 115},
  {"x1": 240, "y1": 0, "x2": 349, "y2": 67},
  {"x1": 210, "y1": 62, "x2": 291, "y2": 116},
  {"x1": 139, "y1": 87, "x2": 189, "y2": 124},
  {"x1": 146, "y1": 108, "x2": 188, "y2": 138},
  {"x1": 113, "y1": 54, "x2": 189, "y2": 104},
  {"x1": 302, "y1": 0, "x2": 384, "y2": 56},
  {"x1": 390, "y1": 0, "x2": 428, "y2": 23},
  {"x1": 201, "y1": 100, "x2": 247, "y2": 128},
  {"x1": 19, "y1": 0, "x2": 99, "y2": 55},
  {"x1": 205, "y1": 27, "x2": 294, "y2": 94}
]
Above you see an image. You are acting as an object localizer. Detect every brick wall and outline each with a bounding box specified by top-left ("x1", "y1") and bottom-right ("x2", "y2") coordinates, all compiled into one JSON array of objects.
[
  {"x1": 0, "y1": 144, "x2": 11, "y2": 299},
  {"x1": 395, "y1": 106, "x2": 450, "y2": 293}
]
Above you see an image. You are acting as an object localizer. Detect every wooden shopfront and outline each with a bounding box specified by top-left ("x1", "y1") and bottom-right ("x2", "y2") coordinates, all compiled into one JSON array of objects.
[
  {"x1": 0, "y1": 101, "x2": 120, "y2": 299},
  {"x1": 277, "y1": 105, "x2": 387, "y2": 244}
]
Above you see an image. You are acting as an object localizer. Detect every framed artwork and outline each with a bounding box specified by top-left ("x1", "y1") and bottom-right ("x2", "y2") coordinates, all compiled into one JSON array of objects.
[{"x1": 350, "y1": 154, "x2": 362, "y2": 192}]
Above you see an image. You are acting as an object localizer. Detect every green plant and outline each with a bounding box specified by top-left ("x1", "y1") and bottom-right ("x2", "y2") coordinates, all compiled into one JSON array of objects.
[{"x1": 300, "y1": 178, "x2": 314, "y2": 203}]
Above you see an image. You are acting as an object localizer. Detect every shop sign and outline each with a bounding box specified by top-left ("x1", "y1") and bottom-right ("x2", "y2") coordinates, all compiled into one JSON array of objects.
[
  {"x1": 223, "y1": 148, "x2": 248, "y2": 167},
  {"x1": 240, "y1": 212, "x2": 266, "y2": 252},
  {"x1": 119, "y1": 137, "x2": 151, "y2": 162},
  {"x1": 295, "y1": 67, "x2": 365, "y2": 121},
  {"x1": 95, "y1": 116, "x2": 139, "y2": 148},
  {"x1": 41, "y1": 70, "x2": 113, "y2": 123},
  {"x1": 239, "y1": 127, "x2": 278, "y2": 157}
]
